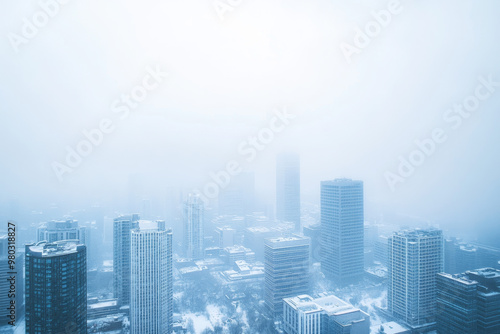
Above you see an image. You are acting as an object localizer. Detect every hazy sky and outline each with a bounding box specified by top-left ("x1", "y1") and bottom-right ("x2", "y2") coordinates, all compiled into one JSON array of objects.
[{"x1": 1, "y1": 0, "x2": 499, "y2": 242}]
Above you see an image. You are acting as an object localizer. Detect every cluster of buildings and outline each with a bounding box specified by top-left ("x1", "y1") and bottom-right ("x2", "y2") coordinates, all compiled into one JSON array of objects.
[{"x1": 1, "y1": 153, "x2": 500, "y2": 333}]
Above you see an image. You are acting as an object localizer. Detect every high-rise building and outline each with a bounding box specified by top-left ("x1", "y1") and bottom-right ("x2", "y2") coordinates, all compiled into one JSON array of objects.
[
  {"x1": 283, "y1": 294, "x2": 370, "y2": 334},
  {"x1": 184, "y1": 194, "x2": 204, "y2": 259},
  {"x1": 321, "y1": 179, "x2": 364, "y2": 285},
  {"x1": 218, "y1": 171, "x2": 255, "y2": 216},
  {"x1": 436, "y1": 268, "x2": 500, "y2": 334},
  {"x1": 130, "y1": 221, "x2": 173, "y2": 334},
  {"x1": 37, "y1": 219, "x2": 87, "y2": 244},
  {"x1": 25, "y1": 241, "x2": 87, "y2": 334},
  {"x1": 113, "y1": 214, "x2": 140, "y2": 306},
  {"x1": 388, "y1": 229, "x2": 443, "y2": 329},
  {"x1": 215, "y1": 226, "x2": 236, "y2": 248},
  {"x1": 303, "y1": 224, "x2": 321, "y2": 262},
  {"x1": 276, "y1": 153, "x2": 301, "y2": 231},
  {"x1": 0, "y1": 235, "x2": 24, "y2": 326},
  {"x1": 264, "y1": 235, "x2": 310, "y2": 317}
]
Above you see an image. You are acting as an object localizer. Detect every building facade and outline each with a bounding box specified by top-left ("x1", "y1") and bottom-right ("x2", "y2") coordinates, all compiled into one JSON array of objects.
[
  {"x1": 276, "y1": 153, "x2": 301, "y2": 231},
  {"x1": 264, "y1": 236, "x2": 310, "y2": 317},
  {"x1": 388, "y1": 229, "x2": 443, "y2": 329},
  {"x1": 113, "y1": 214, "x2": 139, "y2": 306},
  {"x1": 437, "y1": 268, "x2": 500, "y2": 334},
  {"x1": 130, "y1": 221, "x2": 173, "y2": 334},
  {"x1": 25, "y1": 241, "x2": 87, "y2": 334},
  {"x1": 283, "y1": 294, "x2": 370, "y2": 334},
  {"x1": 184, "y1": 194, "x2": 204, "y2": 259},
  {"x1": 321, "y1": 179, "x2": 364, "y2": 285}
]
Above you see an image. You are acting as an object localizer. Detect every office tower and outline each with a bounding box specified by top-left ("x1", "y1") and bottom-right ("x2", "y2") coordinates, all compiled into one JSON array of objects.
[
  {"x1": 37, "y1": 219, "x2": 87, "y2": 243},
  {"x1": 283, "y1": 294, "x2": 370, "y2": 334},
  {"x1": 264, "y1": 235, "x2": 310, "y2": 317},
  {"x1": 244, "y1": 226, "x2": 282, "y2": 261},
  {"x1": 25, "y1": 241, "x2": 87, "y2": 334},
  {"x1": 0, "y1": 235, "x2": 24, "y2": 326},
  {"x1": 130, "y1": 221, "x2": 173, "y2": 334},
  {"x1": 374, "y1": 235, "x2": 389, "y2": 266},
  {"x1": 388, "y1": 229, "x2": 443, "y2": 329},
  {"x1": 303, "y1": 224, "x2": 321, "y2": 262},
  {"x1": 113, "y1": 214, "x2": 140, "y2": 306},
  {"x1": 444, "y1": 237, "x2": 478, "y2": 274},
  {"x1": 321, "y1": 179, "x2": 364, "y2": 285},
  {"x1": 436, "y1": 268, "x2": 500, "y2": 334},
  {"x1": 184, "y1": 194, "x2": 204, "y2": 259},
  {"x1": 218, "y1": 171, "x2": 255, "y2": 216},
  {"x1": 276, "y1": 153, "x2": 301, "y2": 231}
]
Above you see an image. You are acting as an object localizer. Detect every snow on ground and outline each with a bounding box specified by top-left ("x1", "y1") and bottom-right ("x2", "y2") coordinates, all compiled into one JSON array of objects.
[
  {"x1": 184, "y1": 313, "x2": 212, "y2": 334},
  {"x1": 206, "y1": 304, "x2": 224, "y2": 327}
]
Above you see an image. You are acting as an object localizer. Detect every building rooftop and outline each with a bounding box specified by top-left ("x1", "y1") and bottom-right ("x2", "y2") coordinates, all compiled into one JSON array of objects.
[
  {"x1": 265, "y1": 235, "x2": 310, "y2": 247},
  {"x1": 28, "y1": 240, "x2": 84, "y2": 257}
]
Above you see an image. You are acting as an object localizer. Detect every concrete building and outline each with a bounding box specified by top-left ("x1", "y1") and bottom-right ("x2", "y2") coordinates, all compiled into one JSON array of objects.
[
  {"x1": 215, "y1": 226, "x2": 236, "y2": 248},
  {"x1": 113, "y1": 214, "x2": 140, "y2": 306},
  {"x1": 436, "y1": 268, "x2": 500, "y2": 334},
  {"x1": 244, "y1": 226, "x2": 282, "y2": 261},
  {"x1": 276, "y1": 153, "x2": 301, "y2": 231},
  {"x1": 283, "y1": 294, "x2": 370, "y2": 334},
  {"x1": 388, "y1": 229, "x2": 443, "y2": 330},
  {"x1": 184, "y1": 194, "x2": 204, "y2": 259},
  {"x1": 264, "y1": 236, "x2": 310, "y2": 317},
  {"x1": 130, "y1": 221, "x2": 173, "y2": 334},
  {"x1": 321, "y1": 179, "x2": 364, "y2": 285},
  {"x1": 25, "y1": 241, "x2": 87, "y2": 334}
]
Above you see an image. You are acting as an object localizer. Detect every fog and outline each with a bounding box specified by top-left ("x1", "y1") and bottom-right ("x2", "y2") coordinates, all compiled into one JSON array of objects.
[{"x1": 1, "y1": 0, "x2": 500, "y2": 247}]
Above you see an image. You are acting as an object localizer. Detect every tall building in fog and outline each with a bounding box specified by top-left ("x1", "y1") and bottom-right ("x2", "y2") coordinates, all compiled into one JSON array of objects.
[
  {"x1": 437, "y1": 268, "x2": 500, "y2": 334},
  {"x1": 37, "y1": 219, "x2": 87, "y2": 244},
  {"x1": 0, "y1": 235, "x2": 24, "y2": 326},
  {"x1": 130, "y1": 221, "x2": 173, "y2": 334},
  {"x1": 321, "y1": 179, "x2": 364, "y2": 285},
  {"x1": 388, "y1": 229, "x2": 443, "y2": 330},
  {"x1": 218, "y1": 171, "x2": 255, "y2": 216},
  {"x1": 25, "y1": 241, "x2": 87, "y2": 334},
  {"x1": 276, "y1": 153, "x2": 301, "y2": 231},
  {"x1": 264, "y1": 235, "x2": 310, "y2": 317},
  {"x1": 184, "y1": 194, "x2": 204, "y2": 259},
  {"x1": 113, "y1": 214, "x2": 140, "y2": 306}
]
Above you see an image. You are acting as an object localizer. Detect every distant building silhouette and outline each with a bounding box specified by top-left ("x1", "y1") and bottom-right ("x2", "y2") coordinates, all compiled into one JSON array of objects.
[
  {"x1": 276, "y1": 153, "x2": 301, "y2": 231},
  {"x1": 183, "y1": 194, "x2": 204, "y2": 259}
]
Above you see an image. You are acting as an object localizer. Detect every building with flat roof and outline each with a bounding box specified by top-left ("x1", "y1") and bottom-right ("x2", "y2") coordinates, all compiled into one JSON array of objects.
[
  {"x1": 437, "y1": 268, "x2": 500, "y2": 334},
  {"x1": 321, "y1": 179, "x2": 364, "y2": 285},
  {"x1": 130, "y1": 220, "x2": 173, "y2": 334},
  {"x1": 388, "y1": 229, "x2": 443, "y2": 330},
  {"x1": 283, "y1": 294, "x2": 370, "y2": 334},
  {"x1": 264, "y1": 235, "x2": 310, "y2": 317}
]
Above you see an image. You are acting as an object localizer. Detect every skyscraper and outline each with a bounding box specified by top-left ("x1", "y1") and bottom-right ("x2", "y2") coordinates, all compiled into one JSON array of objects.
[
  {"x1": 130, "y1": 220, "x2": 173, "y2": 334},
  {"x1": 388, "y1": 229, "x2": 443, "y2": 330},
  {"x1": 184, "y1": 194, "x2": 204, "y2": 259},
  {"x1": 37, "y1": 219, "x2": 87, "y2": 244},
  {"x1": 25, "y1": 241, "x2": 87, "y2": 334},
  {"x1": 276, "y1": 153, "x2": 301, "y2": 231},
  {"x1": 264, "y1": 235, "x2": 310, "y2": 317},
  {"x1": 320, "y1": 179, "x2": 364, "y2": 285},
  {"x1": 113, "y1": 213, "x2": 140, "y2": 306},
  {"x1": 218, "y1": 171, "x2": 255, "y2": 216},
  {"x1": 436, "y1": 268, "x2": 500, "y2": 334}
]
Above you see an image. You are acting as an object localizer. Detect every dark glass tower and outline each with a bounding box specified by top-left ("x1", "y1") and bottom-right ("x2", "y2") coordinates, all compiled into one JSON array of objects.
[{"x1": 25, "y1": 241, "x2": 87, "y2": 334}]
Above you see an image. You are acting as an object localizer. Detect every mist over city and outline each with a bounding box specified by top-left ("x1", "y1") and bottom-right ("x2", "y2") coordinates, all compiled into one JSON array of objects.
[{"x1": 1, "y1": 0, "x2": 500, "y2": 333}]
